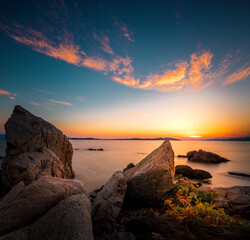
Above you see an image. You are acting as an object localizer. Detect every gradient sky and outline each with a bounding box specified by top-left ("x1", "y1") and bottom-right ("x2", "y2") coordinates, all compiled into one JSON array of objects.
[{"x1": 0, "y1": 0, "x2": 249, "y2": 138}]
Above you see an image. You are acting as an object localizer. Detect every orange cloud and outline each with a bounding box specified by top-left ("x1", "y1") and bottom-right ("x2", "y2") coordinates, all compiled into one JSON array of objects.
[
  {"x1": 48, "y1": 99, "x2": 72, "y2": 105},
  {"x1": 0, "y1": 89, "x2": 10, "y2": 95},
  {"x1": 30, "y1": 101, "x2": 42, "y2": 106},
  {"x1": 9, "y1": 96, "x2": 15, "y2": 100},
  {"x1": 223, "y1": 65, "x2": 250, "y2": 85},
  {"x1": 188, "y1": 51, "x2": 213, "y2": 89},
  {"x1": 113, "y1": 75, "x2": 140, "y2": 87}
]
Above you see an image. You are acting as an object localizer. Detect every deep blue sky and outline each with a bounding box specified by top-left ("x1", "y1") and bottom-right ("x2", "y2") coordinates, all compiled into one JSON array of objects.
[{"x1": 0, "y1": 0, "x2": 249, "y2": 138}]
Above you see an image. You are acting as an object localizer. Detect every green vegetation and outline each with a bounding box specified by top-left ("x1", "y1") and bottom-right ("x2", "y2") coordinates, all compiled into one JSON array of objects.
[{"x1": 163, "y1": 177, "x2": 248, "y2": 227}]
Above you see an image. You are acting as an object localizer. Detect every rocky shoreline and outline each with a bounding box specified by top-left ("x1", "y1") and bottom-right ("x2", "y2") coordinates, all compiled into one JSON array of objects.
[{"x1": 0, "y1": 106, "x2": 249, "y2": 240}]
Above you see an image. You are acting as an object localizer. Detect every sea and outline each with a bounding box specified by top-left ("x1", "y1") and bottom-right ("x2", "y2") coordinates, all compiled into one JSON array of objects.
[{"x1": 1, "y1": 139, "x2": 250, "y2": 191}]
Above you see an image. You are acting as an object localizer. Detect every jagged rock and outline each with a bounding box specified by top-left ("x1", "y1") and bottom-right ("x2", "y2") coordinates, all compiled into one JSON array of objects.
[
  {"x1": 0, "y1": 176, "x2": 93, "y2": 240},
  {"x1": 123, "y1": 140, "x2": 175, "y2": 207},
  {"x1": 1, "y1": 105, "x2": 74, "y2": 191},
  {"x1": 187, "y1": 149, "x2": 230, "y2": 163},
  {"x1": 92, "y1": 171, "x2": 127, "y2": 236},
  {"x1": 175, "y1": 165, "x2": 212, "y2": 179}
]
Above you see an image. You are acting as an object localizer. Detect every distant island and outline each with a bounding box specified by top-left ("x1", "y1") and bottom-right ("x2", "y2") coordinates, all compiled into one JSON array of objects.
[
  {"x1": 68, "y1": 137, "x2": 181, "y2": 141},
  {"x1": 1, "y1": 134, "x2": 250, "y2": 141}
]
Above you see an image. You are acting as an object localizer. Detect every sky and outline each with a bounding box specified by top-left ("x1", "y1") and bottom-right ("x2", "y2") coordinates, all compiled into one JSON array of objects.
[{"x1": 0, "y1": 0, "x2": 249, "y2": 139}]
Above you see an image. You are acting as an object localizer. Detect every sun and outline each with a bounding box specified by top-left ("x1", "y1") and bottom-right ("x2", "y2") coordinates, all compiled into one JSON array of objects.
[{"x1": 189, "y1": 135, "x2": 202, "y2": 138}]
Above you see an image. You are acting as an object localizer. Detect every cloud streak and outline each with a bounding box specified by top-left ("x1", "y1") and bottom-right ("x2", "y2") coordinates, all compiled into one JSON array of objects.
[
  {"x1": 0, "y1": 89, "x2": 10, "y2": 95},
  {"x1": 223, "y1": 65, "x2": 250, "y2": 85},
  {"x1": 48, "y1": 99, "x2": 72, "y2": 105},
  {"x1": 30, "y1": 101, "x2": 42, "y2": 106}
]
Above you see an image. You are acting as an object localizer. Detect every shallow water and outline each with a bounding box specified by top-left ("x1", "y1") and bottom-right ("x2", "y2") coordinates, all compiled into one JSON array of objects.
[
  {"x1": 1, "y1": 139, "x2": 250, "y2": 191},
  {"x1": 71, "y1": 140, "x2": 250, "y2": 191}
]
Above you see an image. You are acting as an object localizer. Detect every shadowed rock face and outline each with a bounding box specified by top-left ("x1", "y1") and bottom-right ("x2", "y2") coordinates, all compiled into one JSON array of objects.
[
  {"x1": 123, "y1": 140, "x2": 175, "y2": 207},
  {"x1": 0, "y1": 176, "x2": 93, "y2": 240},
  {"x1": 1, "y1": 105, "x2": 74, "y2": 190},
  {"x1": 92, "y1": 171, "x2": 127, "y2": 236},
  {"x1": 175, "y1": 165, "x2": 212, "y2": 179},
  {"x1": 187, "y1": 149, "x2": 230, "y2": 163}
]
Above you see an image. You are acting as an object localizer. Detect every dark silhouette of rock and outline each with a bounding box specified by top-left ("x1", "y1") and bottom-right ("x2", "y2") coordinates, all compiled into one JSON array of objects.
[
  {"x1": 228, "y1": 171, "x2": 250, "y2": 177},
  {"x1": 177, "y1": 154, "x2": 187, "y2": 158},
  {"x1": 187, "y1": 149, "x2": 230, "y2": 163},
  {"x1": 125, "y1": 215, "x2": 250, "y2": 240},
  {"x1": 123, "y1": 162, "x2": 135, "y2": 172},
  {"x1": 92, "y1": 171, "x2": 127, "y2": 236},
  {"x1": 175, "y1": 165, "x2": 212, "y2": 179},
  {"x1": 87, "y1": 148, "x2": 104, "y2": 151},
  {"x1": 0, "y1": 176, "x2": 93, "y2": 240},
  {"x1": 1, "y1": 105, "x2": 74, "y2": 191},
  {"x1": 123, "y1": 140, "x2": 175, "y2": 207}
]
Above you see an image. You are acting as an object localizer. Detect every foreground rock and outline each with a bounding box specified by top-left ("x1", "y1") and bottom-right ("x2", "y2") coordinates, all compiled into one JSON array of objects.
[
  {"x1": 175, "y1": 165, "x2": 212, "y2": 179},
  {"x1": 187, "y1": 149, "x2": 230, "y2": 163},
  {"x1": 123, "y1": 140, "x2": 175, "y2": 207},
  {"x1": 92, "y1": 171, "x2": 127, "y2": 236},
  {"x1": 1, "y1": 105, "x2": 74, "y2": 191},
  {"x1": 125, "y1": 215, "x2": 250, "y2": 240},
  {"x1": 213, "y1": 186, "x2": 250, "y2": 219},
  {"x1": 0, "y1": 176, "x2": 93, "y2": 240}
]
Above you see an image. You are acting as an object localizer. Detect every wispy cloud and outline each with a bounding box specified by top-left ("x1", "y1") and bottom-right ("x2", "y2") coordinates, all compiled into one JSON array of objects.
[
  {"x1": 112, "y1": 51, "x2": 214, "y2": 92},
  {"x1": 48, "y1": 99, "x2": 72, "y2": 105},
  {"x1": 0, "y1": 89, "x2": 10, "y2": 95},
  {"x1": 30, "y1": 101, "x2": 42, "y2": 106},
  {"x1": 223, "y1": 65, "x2": 250, "y2": 85},
  {"x1": 114, "y1": 21, "x2": 134, "y2": 42},
  {"x1": 0, "y1": 88, "x2": 16, "y2": 99},
  {"x1": 33, "y1": 88, "x2": 55, "y2": 94},
  {"x1": 93, "y1": 32, "x2": 114, "y2": 55}
]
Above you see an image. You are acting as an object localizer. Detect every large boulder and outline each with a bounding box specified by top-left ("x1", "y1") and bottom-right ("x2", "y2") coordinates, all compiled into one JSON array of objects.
[
  {"x1": 0, "y1": 176, "x2": 93, "y2": 240},
  {"x1": 175, "y1": 165, "x2": 212, "y2": 179},
  {"x1": 2, "y1": 148, "x2": 72, "y2": 188},
  {"x1": 187, "y1": 149, "x2": 230, "y2": 163},
  {"x1": 92, "y1": 171, "x2": 127, "y2": 236},
  {"x1": 1, "y1": 105, "x2": 74, "y2": 190},
  {"x1": 123, "y1": 140, "x2": 175, "y2": 207}
]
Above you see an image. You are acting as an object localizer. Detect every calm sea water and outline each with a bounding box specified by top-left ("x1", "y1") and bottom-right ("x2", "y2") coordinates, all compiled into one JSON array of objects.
[{"x1": 1, "y1": 139, "x2": 250, "y2": 191}]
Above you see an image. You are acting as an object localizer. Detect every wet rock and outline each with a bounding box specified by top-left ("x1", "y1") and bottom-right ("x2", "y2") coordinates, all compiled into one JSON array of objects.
[
  {"x1": 175, "y1": 165, "x2": 212, "y2": 179},
  {"x1": 0, "y1": 176, "x2": 93, "y2": 240},
  {"x1": 187, "y1": 149, "x2": 230, "y2": 163},
  {"x1": 228, "y1": 171, "x2": 250, "y2": 177},
  {"x1": 124, "y1": 140, "x2": 175, "y2": 207},
  {"x1": 1, "y1": 105, "x2": 74, "y2": 191},
  {"x1": 92, "y1": 171, "x2": 127, "y2": 236},
  {"x1": 87, "y1": 148, "x2": 104, "y2": 151}
]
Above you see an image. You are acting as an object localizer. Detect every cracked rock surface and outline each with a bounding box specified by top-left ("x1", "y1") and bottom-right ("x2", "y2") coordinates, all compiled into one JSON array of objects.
[
  {"x1": 0, "y1": 176, "x2": 93, "y2": 240},
  {"x1": 1, "y1": 105, "x2": 74, "y2": 191}
]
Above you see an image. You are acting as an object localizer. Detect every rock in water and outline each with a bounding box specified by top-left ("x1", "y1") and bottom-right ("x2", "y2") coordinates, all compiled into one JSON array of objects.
[
  {"x1": 0, "y1": 176, "x2": 93, "y2": 240},
  {"x1": 124, "y1": 140, "x2": 175, "y2": 207},
  {"x1": 1, "y1": 105, "x2": 74, "y2": 190},
  {"x1": 92, "y1": 171, "x2": 127, "y2": 236},
  {"x1": 175, "y1": 165, "x2": 212, "y2": 179},
  {"x1": 187, "y1": 149, "x2": 230, "y2": 163}
]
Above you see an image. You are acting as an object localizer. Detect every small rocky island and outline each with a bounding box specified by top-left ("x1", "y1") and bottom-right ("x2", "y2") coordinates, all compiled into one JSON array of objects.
[{"x1": 0, "y1": 106, "x2": 249, "y2": 240}]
